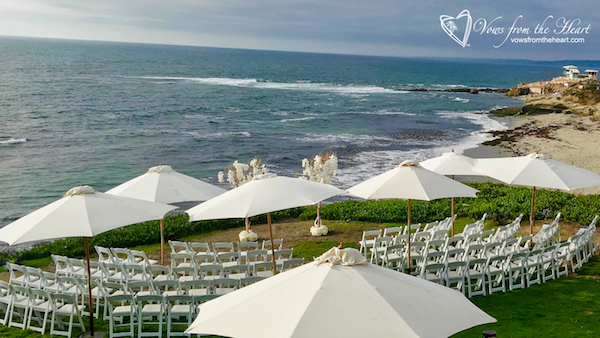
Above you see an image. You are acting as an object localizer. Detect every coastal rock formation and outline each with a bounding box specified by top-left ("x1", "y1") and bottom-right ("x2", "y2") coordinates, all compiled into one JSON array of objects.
[{"x1": 508, "y1": 79, "x2": 600, "y2": 117}]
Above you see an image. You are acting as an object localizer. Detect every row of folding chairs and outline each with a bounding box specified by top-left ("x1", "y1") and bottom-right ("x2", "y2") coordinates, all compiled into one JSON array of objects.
[
  {"x1": 531, "y1": 213, "x2": 562, "y2": 248},
  {"x1": 417, "y1": 242, "x2": 571, "y2": 298},
  {"x1": 0, "y1": 280, "x2": 86, "y2": 337},
  {"x1": 107, "y1": 292, "x2": 219, "y2": 338},
  {"x1": 171, "y1": 247, "x2": 296, "y2": 270},
  {"x1": 169, "y1": 238, "x2": 284, "y2": 257},
  {"x1": 566, "y1": 215, "x2": 598, "y2": 272},
  {"x1": 95, "y1": 246, "x2": 158, "y2": 267}
]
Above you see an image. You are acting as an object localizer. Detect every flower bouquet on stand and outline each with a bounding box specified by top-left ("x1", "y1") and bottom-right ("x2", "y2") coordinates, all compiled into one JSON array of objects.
[
  {"x1": 218, "y1": 157, "x2": 268, "y2": 241},
  {"x1": 301, "y1": 152, "x2": 337, "y2": 237}
]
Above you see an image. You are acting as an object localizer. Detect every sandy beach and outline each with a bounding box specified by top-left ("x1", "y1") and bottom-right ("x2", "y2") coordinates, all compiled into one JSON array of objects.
[{"x1": 481, "y1": 112, "x2": 600, "y2": 195}]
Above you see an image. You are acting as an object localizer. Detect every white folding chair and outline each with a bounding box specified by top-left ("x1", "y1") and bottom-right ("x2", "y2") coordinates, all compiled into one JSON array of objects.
[
  {"x1": 465, "y1": 258, "x2": 487, "y2": 297},
  {"x1": 136, "y1": 294, "x2": 165, "y2": 338},
  {"x1": 166, "y1": 295, "x2": 195, "y2": 337},
  {"x1": 26, "y1": 288, "x2": 52, "y2": 334},
  {"x1": 49, "y1": 292, "x2": 86, "y2": 338},
  {"x1": 107, "y1": 294, "x2": 136, "y2": 338},
  {"x1": 359, "y1": 230, "x2": 382, "y2": 258}
]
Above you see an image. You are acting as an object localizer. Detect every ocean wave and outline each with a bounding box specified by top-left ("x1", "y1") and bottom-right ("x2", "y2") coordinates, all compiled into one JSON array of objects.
[
  {"x1": 279, "y1": 117, "x2": 317, "y2": 123},
  {"x1": 0, "y1": 138, "x2": 27, "y2": 145},
  {"x1": 342, "y1": 110, "x2": 416, "y2": 116},
  {"x1": 182, "y1": 131, "x2": 251, "y2": 139},
  {"x1": 452, "y1": 97, "x2": 470, "y2": 103},
  {"x1": 138, "y1": 76, "x2": 407, "y2": 95},
  {"x1": 333, "y1": 112, "x2": 510, "y2": 188}
]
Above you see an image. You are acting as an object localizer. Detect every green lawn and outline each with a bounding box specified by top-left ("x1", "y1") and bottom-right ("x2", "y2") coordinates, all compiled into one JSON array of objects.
[{"x1": 452, "y1": 256, "x2": 600, "y2": 338}]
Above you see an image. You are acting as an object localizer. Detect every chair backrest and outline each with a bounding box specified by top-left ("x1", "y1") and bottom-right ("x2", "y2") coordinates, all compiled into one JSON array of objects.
[
  {"x1": 127, "y1": 280, "x2": 156, "y2": 295},
  {"x1": 361, "y1": 230, "x2": 382, "y2": 242},
  {"x1": 240, "y1": 276, "x2": 265, "y2": 287},
  {"x1": 194, "y1": 252, "x2": 216, "y2": 265},
  {"x1": 130, "y1": 249, "x2": 156, "y2": 266},
  {"x1": 95, "y1": 246, "x2": 115, "y2": 264},
  {"x1": 222, "y1": 264, "x2": 250, "y2": 279},
  {"x1": 212, "y1": 242, "x2": 235, "y2": 253},
  {"x1": 189, "y1": 242, "x2": 211, "y2": 254},
  {"x1": 198, "y1": 264, "x2": 222, "y2": 280},
  {"x1": 149, "y1": 264, "x2": 174, "y2": 280},
  {"x1": 122, "y1": 263, "x2": 151, "y2": 282},
  {"x1": 246, "y1": 249, "x2": 268, "y2": 263},
  {"x1": 212, "y1": 278, "x2": 239, "y2": 295},
  {"x1": 274, "y1": 249, "x2": 294, "y2": 260},
  {"x1": 170, "y1": 252, "x2": 196, "y2": 268},
  {"x1": 282, "y1": 258, "x2": 305, "y2": 271},
  {"x1": 262, "y1": 239, "x2": 283, "y2": 250},
  {"x1": 237, "y1": 241, "x2": 259, "y2": 252},
  {"x1": 154, "y1": 279, "x2": 182, "y2": 296},
  {"x1": 111, "y1": 247, "x2": 135, "y2": 264},
  {"x1": 180, "y1": 279, "x2": 212, "y2": 296},
  {"x1": 51, "y1": 255, "x2": 70, "y2": 276},
  {"x1": 413, "y1": 231, "x2": 432, "y2": 242},
  {"x1": 169, "y1": 240, "x2": 191, "y2": 254},
  {"x1": 216, "y1": 251, "x2": 241, "y2": 265},
  {"x1": 253, "y1": 262, "x2": 274, "y2": 278}
]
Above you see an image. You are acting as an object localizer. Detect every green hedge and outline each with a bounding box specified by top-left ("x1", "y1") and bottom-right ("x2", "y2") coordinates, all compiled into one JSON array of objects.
[{"x1": 300, "y1": 182, "x2": 600, "y2": 225}]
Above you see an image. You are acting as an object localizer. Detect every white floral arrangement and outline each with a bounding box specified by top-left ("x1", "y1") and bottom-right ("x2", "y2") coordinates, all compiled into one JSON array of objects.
[
  {"x1": 238, "y1": 229, "x2": 258, "y2": 242},
  {"x1": 301, "y1": 152, "x2": 337, "y2": 237},
  {"x1": 218, "y1": 157, "x2": 268, "y2": 188}
]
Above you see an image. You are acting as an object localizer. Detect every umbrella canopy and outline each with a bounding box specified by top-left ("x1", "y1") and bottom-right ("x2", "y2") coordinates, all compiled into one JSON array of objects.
[
  {"x1": 472, "y1": 152, "x2": 600, "y2": 191},
  {"x1": 186, "y1": 174, "x2": 345, "y2": 221},
  {"x1": 186, "y1": 247, "x2": 496, "y2": 338},
  {"x1": 472, "y1": 152, "x2": 600, "y2": 234},
  {"x1": 106, "y1": 164, "x2": 226, "y2": 204},
  {"x1": 0, "y1": 185, "x2": 178, "y2": 245},
  {"x1": 347, "y1": 160, "x2": 479, "y2": 201},
  {"x1": 420, "y1": 151, "x2": 484, "y2": 235},
  {"x1": 187, "y1": 174, "x2": 346, "y2": 273},
  {"x1": 420, "y1": 151, "x2": 480, "y2": 176},
  {"x1": 106, "y1": 164, "x2": 226, "y2": 264},
  {"x1": 0, "y1": 185, "x2": 177, "y2": 335}
]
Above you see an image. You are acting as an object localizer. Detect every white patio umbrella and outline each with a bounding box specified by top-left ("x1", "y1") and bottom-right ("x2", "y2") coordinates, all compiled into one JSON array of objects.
[
  {"x1": 420, "y1": 150, "x2": 484, "y2": 235},
  {"x1": 0, "y1": 185, "x2": 177, "y2": 335},
  {"x1": 472, "y1": 152, "x2": 600, "y2": 235},
  {"x1": 186, "y1": 174, "x2": 346, "y2": 272},
  {"x1": 186, "y1": 247, "x2": 496, "y2": 338},
  {"x1": 107, "y1": 164, "x2": 226, "y2": 264},
  {"x1": 347, "y1": 160, "x2": 479, "y2": 268}
]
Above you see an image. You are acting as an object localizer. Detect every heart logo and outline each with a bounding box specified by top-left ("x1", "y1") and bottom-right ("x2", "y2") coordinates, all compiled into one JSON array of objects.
[{"x1": 440, "y1": 9, "x2": 472, "y2": 48}]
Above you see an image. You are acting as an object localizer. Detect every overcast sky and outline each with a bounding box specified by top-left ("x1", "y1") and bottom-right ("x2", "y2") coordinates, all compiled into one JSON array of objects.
[{"x1": 0, "y1": 0, "x2": 598, "y2": 60}]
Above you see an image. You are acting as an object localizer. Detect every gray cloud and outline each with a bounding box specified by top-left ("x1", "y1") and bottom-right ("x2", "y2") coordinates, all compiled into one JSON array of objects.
[{"x1": 0, "y1": 0, "x2": 598, "y2": 60}]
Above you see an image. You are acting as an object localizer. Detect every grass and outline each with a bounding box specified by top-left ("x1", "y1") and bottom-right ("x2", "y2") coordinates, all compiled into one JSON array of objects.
[{"x1": 451, "y1": 256, "x2": 600, "y2": 337}]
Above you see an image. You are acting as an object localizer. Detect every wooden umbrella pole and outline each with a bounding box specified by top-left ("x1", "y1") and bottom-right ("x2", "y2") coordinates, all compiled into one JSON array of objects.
[
  {"x1": 451, "y1": 197, "x2": 456, "y2": 237},
  {"x1": 530, "y1": 187, "x2": 536, "y2": 236},
  {"x1": 245, "y1": 217, "x2": 250, "y2": 231},
  {"x1": 317, "y1": 202, "x2": 322, "y2": 226},
  {"x1": 160, "y1": 218, "x2": 165, "y2": 265},
  {"x1": 407, "y1": 199, "x2": 412, "y2": 270},
  {"x1": 451, "y1": 174, "x2": 455, "y2": 237},
  {"x1": 84, "y1": 237, "x2": 94, "y2": 335},
  {"x1": 267, "y1": 213, "x2": 278, "y2": 275}
]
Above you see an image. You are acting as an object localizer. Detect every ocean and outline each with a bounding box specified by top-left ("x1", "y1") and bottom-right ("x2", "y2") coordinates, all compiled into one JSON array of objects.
[{"x1": 2, "y1": 36, "x2": 600, "y2": 228}]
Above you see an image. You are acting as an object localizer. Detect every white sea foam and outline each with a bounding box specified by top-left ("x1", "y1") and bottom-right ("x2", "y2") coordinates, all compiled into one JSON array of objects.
[
  {"x1": 342, "y1": 110, "x2": 416, "y2": 116},
  {"x1": 452, "y1": 97, "x2": 470, "y2": 103},
  {"x1": 182, "y1": 131, "x2": 251, "y2": 139},
  {"x1": 334, "y1": 112, "x2": 510, "y2": 188},
  {"x1": 279, "y1": 116, "x2": 317, "y2": 123},
  {"x1": 139, "y1": 76, "x2": 407, "y2": 95},
  {"x1": 0, "y1": 138, "x2": 26, "y2": 145}
]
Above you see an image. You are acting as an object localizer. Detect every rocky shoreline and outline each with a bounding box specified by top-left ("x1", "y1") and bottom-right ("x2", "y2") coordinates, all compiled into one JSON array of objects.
[
  {"x1": 481, "y1": 112, "x2": 600, "y2": 195},
  {"x1": 404, "y1": 87, "x2": 509, "y2": 94}
]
